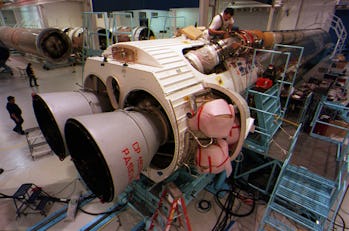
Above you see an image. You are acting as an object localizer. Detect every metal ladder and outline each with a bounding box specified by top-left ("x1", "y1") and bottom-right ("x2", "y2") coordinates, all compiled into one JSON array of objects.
[
  {"x1": 258, "y1": 112, "x2": 348, "y2": 230},
  {"x1": 329, "y1": 14, "x2": 348, "y2": 59}
]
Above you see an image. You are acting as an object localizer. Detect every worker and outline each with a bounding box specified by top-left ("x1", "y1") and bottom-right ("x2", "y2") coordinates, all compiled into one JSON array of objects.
[
  {"x1": 6, "y1": 96, "x2": 26, "y2": 135},
  {"x1": 26, "y1": 63, "x2": 39, "y2": 87},
  {"x1": 205, "y1": 7, "x2": 235, "y2": 41}
]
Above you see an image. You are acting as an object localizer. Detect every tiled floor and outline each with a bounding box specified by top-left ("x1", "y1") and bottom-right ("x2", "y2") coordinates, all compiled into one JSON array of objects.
[{"x1": 0, "y1": 54, "x2": 348, "y2": 230}]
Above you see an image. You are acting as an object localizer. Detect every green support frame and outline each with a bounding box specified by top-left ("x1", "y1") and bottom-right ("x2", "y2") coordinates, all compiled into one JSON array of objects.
[
  {"x1": 149, "y1": 16, "x2": 186, "y2": 39},
  {"x1": 110, "y1": 12, "x2": 135, "y2": 43},
  {"x1": 236, "y1": 44, "x2": 304, "y2": 195}
]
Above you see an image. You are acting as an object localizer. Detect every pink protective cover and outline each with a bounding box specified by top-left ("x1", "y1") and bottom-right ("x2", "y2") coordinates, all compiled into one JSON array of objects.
[
  {"x1": 196, "y1": 139, "x2": 232, "y2": 176},
  {"x1": 188, "y1": 99, "x2": 235, "y2": 138},
  {"x1": 226, "y1": 118, "x2": 241, "y2": 145}
]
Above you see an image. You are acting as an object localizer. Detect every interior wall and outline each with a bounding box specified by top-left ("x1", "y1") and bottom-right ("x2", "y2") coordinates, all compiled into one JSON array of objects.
[
  {"x1": 41, "y1": 2, "x2": 83, "y2": 28},
  {"x1": 234, "y1": 8, "x2": 270, "y2": 30},
  {"x1": 171, "y1": 8, "x2": 199, "y2": 28},
  {"x1": 141, "y1": 10, "x2": 170, "y2": 38},
  {"x1": 0, "y1": 1, "x2": 84, "y2": 28},
  {"x1": 274, "y1": 0, "x2": 336, "y2": 31},
  {"x1": 93, "y1": 10, "x2": 171, "y2": 38},
  {"x1": 0, "y1": 0, "x2": 339, "y2": 35},
  {"x1": 16, "y1": 5, "x2": 44, "y2": 28},
  {"x1": 108, "y1": 8, "x2": 199, "y2": 39},
  {"x1": 208, "y1": 0, "x2": 337, "y2": 31},
  {"x1": 0, "y1": 9, "x2": 16, "y2": 26},
  {"x1": 91, "y1": 0, "x2": 198, "y2": 11},
  {"x1": 0, "y1": 6, "x2": 44, "y2": 28}
]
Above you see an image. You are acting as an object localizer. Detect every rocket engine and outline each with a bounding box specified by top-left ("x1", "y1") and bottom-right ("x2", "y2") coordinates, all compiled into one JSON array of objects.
[
  {"x1": 32, "y1": 28, "x2": 331, "y2": 202},
  {"x1": 0, "y1": 26, "x2": 72, "y2": 63}
]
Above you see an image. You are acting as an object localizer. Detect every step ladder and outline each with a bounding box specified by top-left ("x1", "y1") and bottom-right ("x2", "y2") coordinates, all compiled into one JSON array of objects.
[
  {"x1": 12, "y1": 183, "x2": 54, "y2": 218},
  {"x1": 148, "y1": 182, "x2": 192, "y2": 231},
  {"x1": 25, "y1": 127, "x2": 52, "y2": 160}
]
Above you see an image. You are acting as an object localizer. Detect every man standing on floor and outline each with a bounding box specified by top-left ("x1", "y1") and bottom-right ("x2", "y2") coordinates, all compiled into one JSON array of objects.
[
  {"x1": 6, "y1": 96, "x2": 26, "y2": 135},
  {"x1": 26, "y1": 63, "x2": 39, "y2": 87}
]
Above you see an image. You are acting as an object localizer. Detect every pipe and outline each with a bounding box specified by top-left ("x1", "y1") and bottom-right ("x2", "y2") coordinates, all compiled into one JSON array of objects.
[
  {"x1": 262, "y1": 29, "x2": 330, "y2": 48},
  {"x1": 0, "y1": 26, "x2": 72, "y2": 63},
  {"x1": 199, "y1": 0, "x2": 210, "y2": 27},
  {"x1": 185, "y1": 30, "x2": 262, "y2": 74},
  {"x1": 266, "y1": 5, "x2": 275, "y2": 31}
]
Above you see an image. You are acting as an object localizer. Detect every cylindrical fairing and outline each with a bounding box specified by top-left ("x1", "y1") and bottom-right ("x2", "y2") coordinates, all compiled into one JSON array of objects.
[
  {"x1": 64, "y1": 110, "x2": 164, "y2": 202},
  {"x1": 64, "y1": 27, "x2": 84, "y2": 52},
  {"x1": 0, "y1": 26, "x2": 72, "y2": 63},
  {"x1": 32, "y1": 92, "x2": 103, "y2": 159},
  {"x1": 262, "y1": 29, "x2": 330, "y2": 48}
]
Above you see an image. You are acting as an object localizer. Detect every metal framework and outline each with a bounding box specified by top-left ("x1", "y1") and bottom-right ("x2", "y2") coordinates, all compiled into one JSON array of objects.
[
  {"x1": 329, "y1": 14, "x2": 347, "y2": 59},
  {"x1": 244, "y1": 44, "x2": 304, "y2": 155},
  {"x1": 110, "y1": 12, "x2": 135, "y2": 43},
  {"x1": 82, "y1": 12, "x2": 110, "y2": 58},
  {"x1": 233, "y1": 44, "x2": 304, "y2": 195},
  {"x1": 310, "y1": 97, "x2": 349, "y2": 144},
  {"x1": 149, "y1": 15, "x2": 186, "y2": 39}
]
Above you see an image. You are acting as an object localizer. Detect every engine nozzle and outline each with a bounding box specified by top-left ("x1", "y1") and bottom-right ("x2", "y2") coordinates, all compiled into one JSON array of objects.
[{"x1": 65, "y1": 110, "x2": 165, "y2": 202}]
